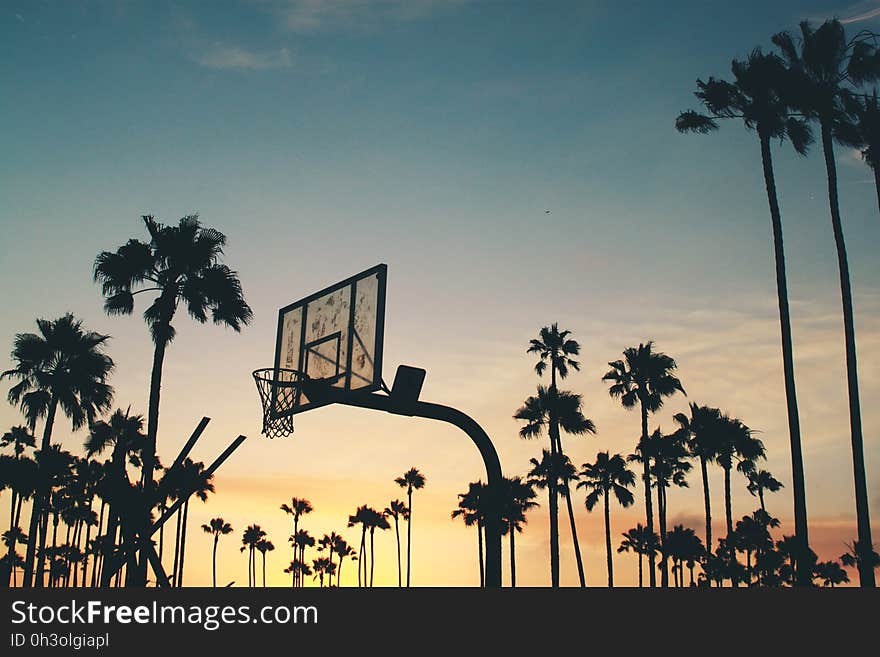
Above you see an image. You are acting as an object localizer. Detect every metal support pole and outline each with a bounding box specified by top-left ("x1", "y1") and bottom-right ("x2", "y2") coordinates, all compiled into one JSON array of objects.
[{"x1": 304, "y1": 382, "x2": 504, "y2": 587}]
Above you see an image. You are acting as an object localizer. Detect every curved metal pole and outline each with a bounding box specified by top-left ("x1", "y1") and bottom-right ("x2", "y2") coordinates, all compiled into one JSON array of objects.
[{"x1": 306, "y1": 385, "x2": 503, "y2": 587}]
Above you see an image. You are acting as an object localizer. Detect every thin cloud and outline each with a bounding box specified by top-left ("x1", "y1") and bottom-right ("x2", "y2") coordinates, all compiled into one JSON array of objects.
[
  {"x1": 273, "y1": 0, "x2": 467, "y2": 33},
  {"x1": 832, "y1": 1, "x2": 880, "y2": 24},
  {"x1": 194, "y1": 45, "x2": 293, "y2": 71}
]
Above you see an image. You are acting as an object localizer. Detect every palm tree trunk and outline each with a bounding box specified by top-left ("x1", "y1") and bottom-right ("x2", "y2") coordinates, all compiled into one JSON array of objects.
[
  {"x1": 819, "y1": 123, "x2": 874, "y2": 589},
  {"x1": 547, "y1": 375, "x2": 561, "y2": 588},
  {"x1": 394, "y1": 516, "x2": 402, "y2": 587},
  {"x1": 337, "y1": 556, "x2": 343, "y2": 587},
  {"x1": 359, "y1": 528, "x2": 366, "y2": 587},
  {"x1": 699, "y1": 456, "x2": 712, "y2": 554},
  {"x1": 639, "y1": 401, "x2": 656, "y2": 587},
  {"x1": 477, "y1": 521, "x2": 484, "y2": 587},
  {"x1": 688, "y1": 563, "x2": 694, "y2": 587},
  {"x1": 659, "y1": 483, "x2": 669, "y2": 587},
  {"x1": 135, "y1": 335, "x2": 168, "y2": 587},
  {"x1": 369, "y1": 528, "x2": 376, "y2": 587},
  {"x1": 212, "y1": 535, "x2": 218, "y2": 587},
  {"x1": 177, "y1": 500, "x2": 189, "y2": 587},
  {"x1": 560, "y1": 475, "x2": 586, "y2": 587},
  {"x1": 292, "y1": 516, "x2": 299, "y2": 587},
  {"x1": 81, "y1": 513, "x2": 92, "y2": 588},
  {"x1": 170, "y1": 508, "x2": 182, "y2": 587},
  {"x1": 24, "y1": 395, "x2": 58, "y2": 588},
  {"x1": 759, "y1": 132, "x2": 810, "y2": 587},
  {"x1": 4, "y1": 489, "x2": 18, "y2": 586},
  {"x1": 723, "y1": 467, "x2": 733, "y2": 539},
  {"x1": 262, "y1": 552, "x2": 266, "y2": 587},
  {"x1": 638, "y1": 553, "x2": 643, "y2": 587},
  {"x1": 604, "y1": 490, "x2": 613, "y2": 588},
  {"x1": 509, "y1": 521, "x2": 516, "y2": 588},
  {"x1": 406, "y1": 489, "x2": 413, "y2": 587},
  {"x1": 873, "y1": 164, "x2": 880, "y2": 217}
]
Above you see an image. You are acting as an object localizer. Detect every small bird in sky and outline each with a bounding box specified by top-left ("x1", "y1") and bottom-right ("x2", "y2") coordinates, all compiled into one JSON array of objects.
[{"x1": 544, "y1": 210, "x2": 551, "y2": 214}]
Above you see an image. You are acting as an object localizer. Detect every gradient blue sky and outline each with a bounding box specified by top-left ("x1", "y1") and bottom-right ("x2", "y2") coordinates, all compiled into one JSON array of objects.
[{"x1": 1, "y1": 0, "x2": 879, "y2": 586}]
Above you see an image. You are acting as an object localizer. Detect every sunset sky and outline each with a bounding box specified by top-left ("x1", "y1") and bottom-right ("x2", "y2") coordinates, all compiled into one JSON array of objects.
[{"x1": 2, "y1": 0, "x2": 879, "y2": 587}]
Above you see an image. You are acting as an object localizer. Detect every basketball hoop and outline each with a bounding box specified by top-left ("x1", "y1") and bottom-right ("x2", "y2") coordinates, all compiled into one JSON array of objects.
[{"x1": 252, "y1": 368, "x2": 302, "y2": 438}]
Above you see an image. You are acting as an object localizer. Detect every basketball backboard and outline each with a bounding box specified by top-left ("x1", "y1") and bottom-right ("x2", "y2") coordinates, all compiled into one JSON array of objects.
[{"x1": 270, "y1": 263, "x2": 387, "y2": 417}]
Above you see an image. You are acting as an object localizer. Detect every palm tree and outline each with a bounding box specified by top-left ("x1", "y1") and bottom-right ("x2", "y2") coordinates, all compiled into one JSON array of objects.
[
  {"x1": 332, "y1": 539, "x2": 356, "y2": 587},
  {"x1": 384, "y1": 500, "x2": 409, "y2": 587},
  {"x1": 394, "y1": 468, "x2": 425, "y2": 587},
  {"x1": 360, "y1": 507, "x2": 389, "y2": 587},
  {"x1": 452, "y1": 481, "x2": 488, "y2": 587},
  {"x1": 1, "y1": 527, "x2": 27, "y2": 586},
  {"x1": 94, "y1": 215, "x2": 252, "y2": 585},
  {"x1": 638, "y1": 428, "x2": 692, "y2": 587},
  {"x1": 715, "y1": 416, "x2": 765, "y2": 541},
  {"x1": 578, "y1": 452, "x2": 635, "y2": 587},
  {"x1": 814, "y1": 560, "x2": 849, "y2": 587},
  {"x1": 745, "y1": 469, "x2": 784, "y2": 514},
  {"x1": 201, "y1": 518, "x2": 232, "y2": 587},
  {"x1": 85, "y1": 408, "x2": 146, "y2": 587},
  {"x1": 284, "y1": 559, "x2": 312, "y2": 587},
  {"x1": 526, "y1": 323, "x2": 584, "y2": 587},
  {"x1": 773, "y1": 20, "x2": 878, "y2": 588},
  {"x1": 846, "y1": 90, "x2": 880, "y2": 213},
  {"x1": 840, "y1": 540, "x2": 880, "y2": 581},
  {"x1": 664, "y1": 525, "x2": 705, "y2": 587},
  {"x1": 280, "y1": 498, "x2": 312, "y2": 586},
  {"x1": 256, "y1": 539, "x2": 274, "y2": 587},
  {"x1": 677, "y1": 50, "x2": 812, "y2": 586},
  {"x1": 2, "y1": 314, "x2": 114, "y2": 588},
  {"x1": 674, "y1": 403, "x2": 723, "y2": 553},
  {"x1": 1, "y1": 426, "x2": 35, "y2": 585},
  {"x1": 617, "y1": 524, "x2": 657, "y2": 588},
  {"x1": 347, "y1": 506, "x2": 370, "y2": 587},
  {"x1": 498, "y1": 476, "x2": 538, "y2": 588},
  {"x1": 602, "y1": 342, "x2": 684, "y2": 587},
  {"x1": 289, "y1": 529, "x2": 315, "y2": 587},
  {"x1": 241, "y1": 525, "x2": 265, "y2": 587},
  {"x1": 515, "y1": 386, "x2": 595, "y2": 587},
  {"x1": 169, "y1": 458, "x2": 214, "y2": 587},
  {"x1": 312, "y1": 557, "x2": 332, "y2": 587}
]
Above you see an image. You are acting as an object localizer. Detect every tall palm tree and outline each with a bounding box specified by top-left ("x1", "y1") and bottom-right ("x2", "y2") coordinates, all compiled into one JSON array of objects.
[
  {"x1": 332, "y1": 539, "x2": 356, "y2": 587},
  {"x1": 2, "y1": 314, "x2": 114, "y2": 588},
  {"x1": 394, "y1": 468, "x2": 425, "y2": 587},
  {"x1": 384, "y1": 500, "x2": 409, "y2": 587},
  {"x1": 602, "y1": 341, "x2": 684, "y2": 587},
  {"x1": 673, "y1": 403, "x2": 723, "y2": 551},
  {"x1": 256, "y1": 539, "x2": 274, "y2": 587},
  {"x1": 617, "y1": 524, "x2": 657, "y2": 588},
  {"x1": 715, "y1": 415, "x2": 765, "y2": 540},
  {"x1": 94, "y1": 215, "x2": 252, "y2": 585},
  {"x1": 452, "y1": 481, "x2": 488, "y2": 587},
  {"x1": 347, "y1": 506, "x2": 370, "y2": 588},
  {"x1": 366, "y1": 508, "x2": 389, "y2": 587},
  {"x1": 527, "y1": 323, "x2": 583, "y2": 587},
  {"x1": 201, "y1": 518, "x2": 232, "y2": 587},
  {"x1": 241, "y1": 525, "x2": 265, "y2": 587},
  {"x1": 1, "y1": 426, "x2": 35, "y2": 586},
  {"x1": 312, "y1": 557, "x2": 332, "y2": 588},
  {"x1": 280, "y1": 498, "x2": 312, "y2": 586},
  {"x1": 171, "y1": 459, "x2": 214, "y2": 587},
  {"x1": 746, "y1": 469, "x2": 784, "y2": 514},
  {"x1": 637, "y1": 428, "x2": 692, "y2": 587},
  {"x1": 773, "y1": 20, "x2": 878, "y2": 588},
  {"x1": 85, "y1": 408, "x2": 146, "y2": 587},
  {"x1": 515, "y1": 386, "x2": 595, "y2": 586},
  {"x1": 498, "y1": 476, "x2": 538, "y2": 588},
  {"x1": 664, "y1": 525, "x2": 704, "y2": 587},
  {"x1": 578, "y1": 452, "x2": 636, "y2": 587},
  {"x1": 677, "y1": 50, "x2": 813, "y2": 586}
]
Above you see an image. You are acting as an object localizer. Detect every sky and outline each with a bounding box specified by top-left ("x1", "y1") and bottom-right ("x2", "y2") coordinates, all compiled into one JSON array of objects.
[{"x1": 1, "y1": 0, "x2": 879, "y2": 587}]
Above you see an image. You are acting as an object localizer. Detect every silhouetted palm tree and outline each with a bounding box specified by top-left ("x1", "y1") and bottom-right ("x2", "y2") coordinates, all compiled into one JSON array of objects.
[
  {"x1": 840, "y1": 539, "x2": 880, "y2": 582},
  {"x1": 85, "y1": 408, "x2": 145, "y2": 587},
  {"x1": 256, "y1": 539, "x2": 274, "y2": 587},
  {"x1": 312, "y1": 556, "x2": 332, "y2": 588},
  {"x1": 578, "y1": 452, "x2": 635, "y2": 587},
  {"x1": 602, "y1": 342, "x2": 684, "y2": 587},
  {"x1": 284, "y1": 559, "x2": 311, "y2": 586},
  {"x1": 333, "y1": 539, "x2": 356, "y2": 587},
  {"x1": 663, "y1": 525, "x2": 704, "y2": 587},
  {"x1": 673, "y1": 403, "x2": 722, "y2": 553},
  {"x1": 715, "y1": 416, "x2": 765, "y2": 540},
  {"x1": 498, "y1": 476, "x2": 538, "y2": 587},
  {"x1": 289, "y1": 529, "x2": 314, "y2": 587},
  {"x1": 241, "y1": 525, "x2": 265, "y2": 587},
  {"x1": 280, "y1": 498, "x2": 312, "y2": 586},
  {"x1": 2, "y1": 314, "x2": 114, "y2": 588},
  {"x1": 1, "y1": 426, "x2": 35, "y2": 585},
  {"x1": 384, "y1": 500, "x2": 409, "y2": 587},
  {"x1": 773, "y1": 20, "x2": 878, "y2": 588},
  {"x1": 452, "y1": 481, "x2": 488, "y2": 587},
  {"x1": 745, "y1": 469, "x2": 784, "y2": 514},
  {"x1": 677, "y1": 50, "x2": 812, "y2": 586},
  {"x1": 347, "y1": 507, "x2": 370, "y2": 587},
  {"x1": 617, "y1": 524, "x2": 657, "y2": 588},
  {"x1": 94, "y1": 215, "x2": 252, "y2": 585},
  {"x1": 814, "y1": 560, "x2": 849, "y2": 587},
  {"x1": 361, "y1": 507, "x2": 389, "y2": 587},
  {"x1": 516, "y1": 386, "x2": 595, "y2": 586},
  {"x1": 168, "y1": 458, "x2": 214, "y2": 587},
  {"x1": 201, "y1": 518, "x2": 232, "y2": 587},
  {"x1": 526, "y1": 323, "x2": 585, "y2": 587},
  {"x1": 394, "y1": 468, "x2": 425, "y2": 587}
]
